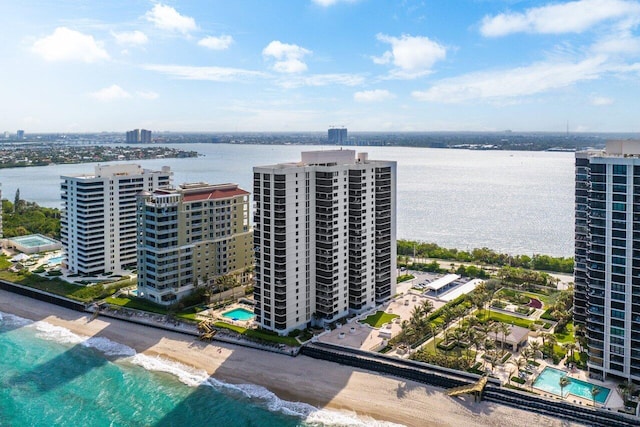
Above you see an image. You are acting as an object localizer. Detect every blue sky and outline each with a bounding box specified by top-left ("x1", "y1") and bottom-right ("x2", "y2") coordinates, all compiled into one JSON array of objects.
[{"x1": 2, "y1": 0, "x2": 640, "y2": 132}]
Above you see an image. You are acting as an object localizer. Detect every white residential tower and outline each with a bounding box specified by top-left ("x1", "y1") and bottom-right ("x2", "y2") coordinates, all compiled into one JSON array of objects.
[{"x1": 253, "y1": 150, "x2": 396, "y2": 335}]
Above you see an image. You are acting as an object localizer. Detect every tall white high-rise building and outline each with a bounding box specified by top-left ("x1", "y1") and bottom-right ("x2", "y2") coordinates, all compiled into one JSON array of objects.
[
  {"x1": 574, "y1": 140, "x2": 640, "y2": 382},
  {"x1": 61, "y1": 164, "x2": 172, "y2": 275},
  {"x1": 253, "y1": 149, "x2": 396, "y2": 335}
]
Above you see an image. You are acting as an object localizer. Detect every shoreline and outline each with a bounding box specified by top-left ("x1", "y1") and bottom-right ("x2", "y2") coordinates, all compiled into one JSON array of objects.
[{"x1": 0, "y1": 289, "x2": 582, "y2": 427}]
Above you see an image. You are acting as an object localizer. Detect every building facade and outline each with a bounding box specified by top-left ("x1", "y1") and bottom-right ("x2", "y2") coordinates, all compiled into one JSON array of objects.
[
  {"x1": 126, "y1": 129, "x2": 152, "y2": 143},
  {"x1": 574, "y1": 140, "x2": 640, "y2": 382},
  {"x1": 253, "y1": 150, "x2": 396, "y2": 335},
  {"x1": 328, "y1": 127, "x2": 347, "y2": 144},
  {"x1": 61, "y1": 164, "x2": 172, "y2": 275},
  {"x1": 136, "y1": 182, "x2": 253, "y2": 305}
]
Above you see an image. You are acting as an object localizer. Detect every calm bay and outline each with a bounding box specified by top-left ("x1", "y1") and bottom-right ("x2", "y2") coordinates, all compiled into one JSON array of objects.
[{"x1": 0, "y1": 144, "x2": 574, "y2": 257}]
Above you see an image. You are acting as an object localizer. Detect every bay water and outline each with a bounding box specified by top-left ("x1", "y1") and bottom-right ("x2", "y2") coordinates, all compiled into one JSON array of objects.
[{"x1": 0, "y1": 144, "x2": 574, "y2": 256}]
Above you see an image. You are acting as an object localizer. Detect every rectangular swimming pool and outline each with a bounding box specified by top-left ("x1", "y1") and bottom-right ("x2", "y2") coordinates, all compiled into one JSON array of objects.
[
  {"x1": 533, "y1": 367, "x2": 610, "y2": 404},
  {"x1": 221, "y1": 308, "x2": 255, "y2": 321}
]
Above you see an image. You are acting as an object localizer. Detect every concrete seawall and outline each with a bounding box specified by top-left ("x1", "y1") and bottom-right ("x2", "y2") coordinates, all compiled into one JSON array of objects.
[
  {"x1": 0, "y1": 279, "x2": 86, "y2": 312},
  {"x1": 302, "y1": 342, "x2": 638, "y2": 427}
]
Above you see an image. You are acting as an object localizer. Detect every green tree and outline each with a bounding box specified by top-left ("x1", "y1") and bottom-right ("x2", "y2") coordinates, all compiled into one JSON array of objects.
[{"x1": 559, "y1": 376, "x2": 570, "y2": 398}]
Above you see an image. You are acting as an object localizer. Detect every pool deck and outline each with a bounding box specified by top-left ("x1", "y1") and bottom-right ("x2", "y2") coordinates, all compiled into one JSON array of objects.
[
  {"x1": 318, "y1": 278, "x2": 444, "y2": 353},
  {"x1": 201, "y1": 303, "x2": 257, "y2": 328}
]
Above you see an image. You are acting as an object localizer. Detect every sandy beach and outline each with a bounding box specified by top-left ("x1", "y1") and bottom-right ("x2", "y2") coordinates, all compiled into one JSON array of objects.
[{"x1": 0, "y1": 289, "x2": 583, "y2": 427}]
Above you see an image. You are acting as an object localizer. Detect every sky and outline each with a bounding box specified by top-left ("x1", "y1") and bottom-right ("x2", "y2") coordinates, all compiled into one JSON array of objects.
[{"x1": 2, "y1": 0, "x2": 640, "y2": 133}]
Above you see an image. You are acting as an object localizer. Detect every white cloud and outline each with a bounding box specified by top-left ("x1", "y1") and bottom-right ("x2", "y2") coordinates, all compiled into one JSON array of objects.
[
  {"x1": 89, "y1": 84, "x2": 131, "y2": 101},
  {"x1": 145, "y1": 4, "x2": 196, "y2": 33},
  {"x1": 263, "y1": 41, "x2": 311, "y2": 73},
  {"x1": 198, "y1": 35, "x2": 234, "y2": 50},
  {"x1": 373, "y1": 33, "x2": 446, "y2": 78},
  {"x1": 592, "y1": 30, "x2": 640, "y2": 54},
  {"x1": 590, "y1": 95, "x2": 614, "y2": 105},
  {"x1": 143, "y1": 64, "x2": 265, "y2": 81},
  {"x1": 32, "y1": 27, "x2": 109, "y2": 63},
  {"x1": 354, "y1": 89, "x2": 395, "y2": 102},
  {"x1": 137, "y1": 90, "x2": 159, "y2": 100},
  {"x1": 480, "y1": 0, "x2": 640, "y2": 37},
  {"x1": 112, "y1": 30, "x2": 148, "y2": 46},
  {"x1": 276, "y1": 73, "x2": 365, "y2": 88},
  {"x1": 412, "y1": 56, "x2": 607, "y2": 103}
]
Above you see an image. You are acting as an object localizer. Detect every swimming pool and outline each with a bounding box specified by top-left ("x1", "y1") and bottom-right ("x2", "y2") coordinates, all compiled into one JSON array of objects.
[
  {"x1": 47, "y1": 255, "x2": 63, "y2": 265},
  {"x1": 221, "y1": 308, "x2": 255, "y2": 321},
  {"x1": 533, "y1": 367, "x2": 610, "y2": 404}
]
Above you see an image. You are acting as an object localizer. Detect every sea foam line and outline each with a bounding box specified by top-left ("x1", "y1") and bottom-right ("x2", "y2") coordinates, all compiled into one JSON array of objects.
[
  {"x1": 130, "y1": 353, "x2": 405, "y2": 427},
  {"x1": 1, "y1": 311, "x2": 403, "y2": 426},
  {"x1": 0, "y1": 310, "x2": 137, "y2": 357}
]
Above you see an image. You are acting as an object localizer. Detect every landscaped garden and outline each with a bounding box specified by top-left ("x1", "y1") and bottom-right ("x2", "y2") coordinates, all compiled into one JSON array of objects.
[{"x1": 360, "y1": 310, "x2": 399, "y2": 328}]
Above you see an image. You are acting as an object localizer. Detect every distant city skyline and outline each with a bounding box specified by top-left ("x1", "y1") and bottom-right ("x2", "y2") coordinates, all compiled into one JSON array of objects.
[{"x1": 3, "y1": 0, "x2": 640, "y2": 133}]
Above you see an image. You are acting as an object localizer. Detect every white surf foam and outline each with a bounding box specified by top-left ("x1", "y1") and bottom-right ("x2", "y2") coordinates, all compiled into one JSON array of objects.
[
  {"x1": 129, "y1": 353, "x2": 404, "y2": 426},
  {"x1": 130, "y1": 353, "x2": 210, "y2": 388},
  {"x1": 31, "y1": 320, "x2": 87, "y2": 345},
  {"x1": 1, "y1": 311, "x2": 403, "y2": 426},
  {"x1": 5, "y1": 315, "x2": 136, "y2": 358},
  {"x1": 0, "y1": 311, "x2": 33, "y2": 328},
  {"x1": 82, "y1": 336, "x2": 136, "y2": 358}
]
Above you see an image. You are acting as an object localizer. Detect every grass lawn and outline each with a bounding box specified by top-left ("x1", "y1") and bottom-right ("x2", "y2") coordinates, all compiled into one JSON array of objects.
[
  {"x1": 397, "y1": 274, "x2": 415, "y2": 283},
  {"x1": 213, "y1": 321, "x2": 300, "y2": 346},
  {"x1": 105, "y1": 296, "x2": 168, "y2": 314},
  {"x1": 0, "y1": 256, "x2": 12, "y2": 270},
  {"x1": 0, "y1": 270, "x2": 130, "y2": 302},
  {"x1": 476, "y1": 310, "x2": 535, "y2": 328},
  {"x1": 521, "y1": 291, "x2": 553, "y2": 305},
  {"x1": 554, "y1": 321, "x2": 574, "y2": 344},
  {"x1": 360, "y1": 310, "x2": 399, "y2": 328}
]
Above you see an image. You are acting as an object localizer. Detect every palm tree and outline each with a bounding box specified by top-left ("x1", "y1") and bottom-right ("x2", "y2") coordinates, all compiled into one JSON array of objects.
[
  {"x1": 544, "y1": 334, "x2": 558, "y2": 358},
  {"x1": 591, "y1": 386, "x2": 601, "y2": 407},
  {"x1": 511, "y1": 356, "x2": 526, "y2": 375},
  {"x1": 426, "y1": 323, "x2": 440, "y2": 354},
  {"x1": 617, "y1": 380, "x2": 636, "y2": 403},
  {"x1": 498, "y1": 323, "x2": 511, "y2": 353},
  {"x1": 559, "y1": 376, "x2": 570, "y2": 399},
  {"x1": 421, "y1": 299, "x2": 434, "y2": 317},
  {"x1": 521, "y1": 347, "x2": 534, "y2": 362},
  {"x1": 529, "y1": 341, "x2": 542, "y2": 360},
  {"x1": 563, "y1": 342, "x2": 578, "y2": 363}
]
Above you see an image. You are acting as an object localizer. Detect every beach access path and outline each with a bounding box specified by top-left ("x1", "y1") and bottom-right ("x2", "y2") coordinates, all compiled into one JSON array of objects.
[{"x1": 0, "y1": 289, "x2": 584, "y2": 427}]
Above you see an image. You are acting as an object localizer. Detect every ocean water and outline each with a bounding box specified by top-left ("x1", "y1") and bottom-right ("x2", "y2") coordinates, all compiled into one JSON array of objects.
[
  {"x1": 0, "y1": 144, "x2": 574, "y2": 256},
  {"x1": 0, "y1": 312, "x2": 400, "y2": 427}
]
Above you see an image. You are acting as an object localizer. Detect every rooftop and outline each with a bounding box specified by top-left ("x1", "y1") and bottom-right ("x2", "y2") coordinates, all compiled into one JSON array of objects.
[{"x1": 153, "y1": 182, "x2": 249, "y2": 202}]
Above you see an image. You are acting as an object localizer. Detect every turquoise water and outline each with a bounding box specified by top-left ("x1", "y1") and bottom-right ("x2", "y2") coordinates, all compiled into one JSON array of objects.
[
  {"x1": 0, "y1": 311, "x2": 391, "y2": 427},
  {"x1": 47, "y1": 255, "x2": 63, "y2": 265},
  {"x1": 533, "y1": 367, "x2": 610, "y2": 404},
  {"x1": 222, "y1": 308, "x2": 255, "y2": 321}
]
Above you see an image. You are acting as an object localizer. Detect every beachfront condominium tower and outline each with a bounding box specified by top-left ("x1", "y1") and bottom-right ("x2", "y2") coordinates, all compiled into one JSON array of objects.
[
  {"x1": 61, "y1": 164, "x2": 172, "y2": 275},
  {"x1": 253, "y1": 149, "x2": 396, "y2": 335},
  {"x1": 574, "y1": 140, "x2": 640, "y2": 382},
  {"x1": 136, "y1": 183, "x2": 253, "y2": 305}
]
